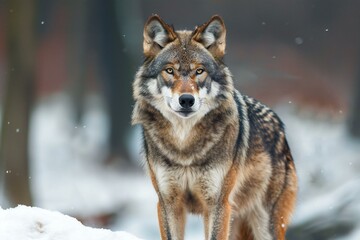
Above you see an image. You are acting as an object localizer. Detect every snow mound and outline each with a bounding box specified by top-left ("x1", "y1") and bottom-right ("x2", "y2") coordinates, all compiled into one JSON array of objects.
[{"x1": 0, "y1": 205, "x2": 141, "y2": 240}]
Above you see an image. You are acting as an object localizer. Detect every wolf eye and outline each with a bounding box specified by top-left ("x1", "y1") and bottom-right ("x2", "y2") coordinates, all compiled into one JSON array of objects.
[
  {"x1": 196, "y1": 68, "x2": 204, "y2": 75},
  {"x1": 165, "y1": 68, "x2": 174, "y2": 75}
]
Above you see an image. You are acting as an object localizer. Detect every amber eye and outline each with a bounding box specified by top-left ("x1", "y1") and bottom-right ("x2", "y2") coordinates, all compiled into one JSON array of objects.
[
  {"x1": 196, "y1": 68, "x2": 204, "y2": 75},
  {"x1": 165, "y1": 68, "x2": 174, "y2": 75}
]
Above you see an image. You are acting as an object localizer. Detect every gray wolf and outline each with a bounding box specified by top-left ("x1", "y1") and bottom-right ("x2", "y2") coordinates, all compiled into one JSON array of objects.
[{"x1": 132, "y1": 15, "x2": 297, "y2": 240}]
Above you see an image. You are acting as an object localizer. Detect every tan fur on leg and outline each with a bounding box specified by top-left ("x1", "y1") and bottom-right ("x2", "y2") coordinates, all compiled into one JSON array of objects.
[{"x1": 273, "y1": 164, "x2": 297, "y2": 240}]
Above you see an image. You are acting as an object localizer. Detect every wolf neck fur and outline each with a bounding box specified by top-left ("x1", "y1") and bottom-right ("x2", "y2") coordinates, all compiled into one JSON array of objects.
[
  {"x1": 147, "y1": 99, "x2": 207, "y2": 143},
  {"x1": 169, "y1": 114, "x2": 200, "y2": 143}
]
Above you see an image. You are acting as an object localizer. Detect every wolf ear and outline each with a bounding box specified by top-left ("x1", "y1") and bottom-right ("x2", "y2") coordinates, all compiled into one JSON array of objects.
[
  {"x1": 192, "y1": 15, "x2": 226, "y2": 58},
  {"x1": 143, "y1": 15, "x2": 177, "y2": 57}
]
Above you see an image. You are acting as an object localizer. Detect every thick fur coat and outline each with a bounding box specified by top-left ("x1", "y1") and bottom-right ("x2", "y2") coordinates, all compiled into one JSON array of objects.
[{"x1": 132, "y1": 15, "x2": 297, "y2": 240}]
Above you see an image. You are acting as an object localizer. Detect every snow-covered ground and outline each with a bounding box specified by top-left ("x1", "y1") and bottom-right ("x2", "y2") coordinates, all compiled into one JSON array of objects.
[
  {"x1": 1, "y1": 94, "x2": 360, "y2": 239},
  {"x1": 0, "y1": 205, "x2": 141, "y2": 240},
  {"x1": 276, "y1": 106, "x2": 360, "y2": 240}
]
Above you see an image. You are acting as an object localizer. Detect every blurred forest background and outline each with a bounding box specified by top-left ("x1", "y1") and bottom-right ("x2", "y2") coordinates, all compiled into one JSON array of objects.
[{"x1": 0, "y1": 0, "x2": 360, "y2": 239}]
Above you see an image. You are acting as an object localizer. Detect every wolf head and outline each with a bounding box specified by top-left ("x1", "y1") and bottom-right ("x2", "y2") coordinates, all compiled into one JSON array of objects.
[{"x1": 133, "y1": 15, "x2": 234, "y2": 124}]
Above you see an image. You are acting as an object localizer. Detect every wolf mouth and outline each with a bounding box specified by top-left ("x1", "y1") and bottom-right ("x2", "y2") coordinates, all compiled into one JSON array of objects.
[{"x1": 176, "y1": 110, "x2": 194, "y2": 117}]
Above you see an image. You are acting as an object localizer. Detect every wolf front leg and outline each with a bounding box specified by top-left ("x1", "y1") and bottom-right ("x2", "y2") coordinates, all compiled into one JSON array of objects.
[
  {"x1": 204, "y1": 200, "x2": 232, "y2": 240},
  {"x1": 157, "y1": 197, "x2": 186, "y2": 240},
  {"x1": 148, "y1": 163, "x2": 186, "y2": 240},
  {"x1": 204, "y1": 167, "x2": 238, "y2": 240}
]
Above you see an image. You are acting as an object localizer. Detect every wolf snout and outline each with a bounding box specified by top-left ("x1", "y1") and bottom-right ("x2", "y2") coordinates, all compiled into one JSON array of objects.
[{"x1": 179, "y1": 94, "x2": 195, "y2": 109}]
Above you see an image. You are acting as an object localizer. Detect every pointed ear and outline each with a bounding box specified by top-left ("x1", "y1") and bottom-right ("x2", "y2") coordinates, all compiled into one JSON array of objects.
[
  {"x1": 143, "y1": 15, "x2": 177, "y2": 57},
  {"x1": 192, "y1": 15, "x2": 226, "y2": 58}
]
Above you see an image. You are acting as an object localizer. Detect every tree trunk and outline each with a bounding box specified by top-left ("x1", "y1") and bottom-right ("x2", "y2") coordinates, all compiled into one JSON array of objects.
[
  {"x1": 91, "y1": 0, "x2": 136, "y2": 165},
  {"x1": 348, "y1": 55, "x2": 360, "y2": 138},
  {"x1": 348, "y1": 79, "x2": 360, "y2": 138},
  {"x1": 0, "y1": 0, "x2": 36, "y2": 206},
  {"x1": 67, "y1": 0, "x2": 89, "y2": 124}
]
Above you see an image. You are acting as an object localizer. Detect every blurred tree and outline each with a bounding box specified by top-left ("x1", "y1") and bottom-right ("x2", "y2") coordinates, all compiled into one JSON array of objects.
[
  {"x1": 348, "y1": 60, "x2": 360, "y2": 138},
  {"x1": 0, "y1": 0, "x2": 37, "y2": 206},
  {"x1": 90, "y1": 0, "x2": 139, "y2": 166},
  {"x1": 67, "y1": 0, "x2": 89, "y2": 123}
]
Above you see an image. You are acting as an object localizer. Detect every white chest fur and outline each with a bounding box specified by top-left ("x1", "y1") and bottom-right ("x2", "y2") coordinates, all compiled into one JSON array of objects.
[{"x1": 152, "y1": 160, "x2": 231, "y2": 201}]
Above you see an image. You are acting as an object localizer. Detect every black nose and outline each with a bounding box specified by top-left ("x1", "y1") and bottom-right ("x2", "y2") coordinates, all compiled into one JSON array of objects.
[{"x1": 179, "y1": 94, "x2": 195, "y2": 109}]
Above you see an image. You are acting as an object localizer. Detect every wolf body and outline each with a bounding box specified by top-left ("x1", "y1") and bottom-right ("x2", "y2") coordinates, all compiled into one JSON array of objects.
[{"x1": 132, "y1": 15, "x2": 297, "y2": 240}]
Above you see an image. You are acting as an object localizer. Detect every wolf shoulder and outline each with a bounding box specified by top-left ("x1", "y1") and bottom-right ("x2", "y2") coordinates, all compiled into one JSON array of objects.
[{"x1": 234, "y1": 90, "x2": 289, "y2": 159}]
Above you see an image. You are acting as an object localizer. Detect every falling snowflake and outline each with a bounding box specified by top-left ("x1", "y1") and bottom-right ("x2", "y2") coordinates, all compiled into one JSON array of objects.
[{"x1": 295, "y1": 37, "x2": 304, "y2": 45}]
